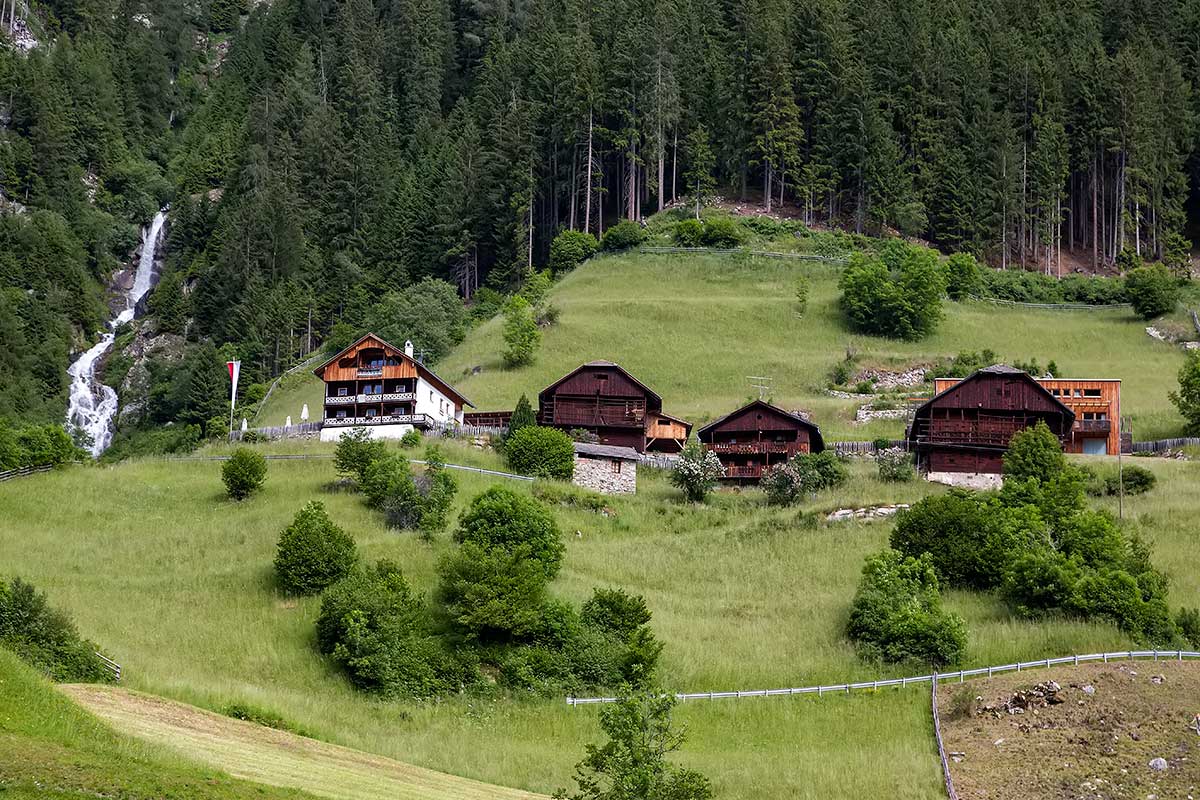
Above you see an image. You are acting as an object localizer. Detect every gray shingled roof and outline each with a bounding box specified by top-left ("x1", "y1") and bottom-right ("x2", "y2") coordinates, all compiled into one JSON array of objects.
[{"x1": 573, "y1": 442, "x2": 641, "y2": 461}]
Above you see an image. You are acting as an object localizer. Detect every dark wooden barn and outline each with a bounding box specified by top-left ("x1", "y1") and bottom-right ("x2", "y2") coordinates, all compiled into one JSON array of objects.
[
  {"x1": 907, "y1": 365, "x2": 1075, "y2": 475},
  {"x1": 697, "y1": 400, "x2": 825, "y2": 481},
  {"x1": 537, "y1": 361, "x2": 691, "y2": 453}
]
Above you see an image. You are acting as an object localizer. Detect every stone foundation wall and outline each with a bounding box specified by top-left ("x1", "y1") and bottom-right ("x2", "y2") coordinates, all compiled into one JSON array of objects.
[
  {"x1": 926, "y1": 471, "x2": 1003, "y2": 490},
  {"x1": 573, "y1": 455, "x2": 636, "y2": 494}
]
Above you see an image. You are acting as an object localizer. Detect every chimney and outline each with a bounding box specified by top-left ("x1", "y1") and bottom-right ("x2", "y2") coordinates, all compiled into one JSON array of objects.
[{"x1": 404, "y1": 340, "x2": 414, "y2": 358}]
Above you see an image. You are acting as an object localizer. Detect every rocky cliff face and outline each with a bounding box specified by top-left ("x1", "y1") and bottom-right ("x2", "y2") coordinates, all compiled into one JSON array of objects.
[{"x1": 113, "y1": 324, "x2": 186, "y2": 427}]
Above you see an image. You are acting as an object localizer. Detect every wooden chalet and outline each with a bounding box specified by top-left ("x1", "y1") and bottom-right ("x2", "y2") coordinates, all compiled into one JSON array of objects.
[
  {"x1": 537, "y1": 361, "x2": 691, "y2": 453},
  {"x1": 934, "y1": 376, "x2": 1123, "y2": 456},
  {"x1": 313, "y1": 333, "x2": 472, "y2": 441},
  {"x1": 697, "y1": 400, "x2": 825, "y2": 481},
  {"x1": 909, "y1": 365, "x2": 1075, "y2": 474}
]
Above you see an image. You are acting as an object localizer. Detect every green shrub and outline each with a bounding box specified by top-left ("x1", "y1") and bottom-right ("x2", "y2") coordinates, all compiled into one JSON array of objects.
[
  {"x1": 669, "y1": 441, "x2": 725, "y2": 502},
  {"x1": 470, "y1": 287, "x2": 505, "y2": 321},
  {"x1": 839, "y1": 248, "x2": 946, "y2": 340},
  {"x1": 1170, "y1": 351, "x2": 1200, "y2": 435},
  {"x1": 454, "y1": 486, "x2": 564, "y2": 577},
  {"x1": 1124, "y1": 262, "x2": 1178, "y2": 320},
  {"x1": 13, "y1": 424, "x2": 79, "y2": 467},
  {"x1": 317, "y1": 560, "x2": 473, "y2": 697},
  {"x1": 399, "y1": 429, "x2": 422, "y2": 448},
  {"x1": 222, "y1": 703, "x2": 312, "y2": 737},
  {"x1": 222, "y1": 447, "x2": 267, "y2": 500},
  {"x1": 334, "y1": 427, "x2": 386, "y2": 484},
  {"x1": 411, "y1": 446, "x2": 458, "y2": 536},
  {"x1": 1003, "y1": 420, "x2": 1066, "y2": 483},
  {"x1": 505, "y1": 425, "x2": 574, "y2": 480},
  {"x1": 502, "y1": 295, "x2": 540, "y2": 368},
  {"x1": 581, "y1": 588, "x2": 652, "y2": 638},
  {"x1": 875, "y1": 447, "x2": 914, "y2": 482},
  {"x1": 550, "y1": 229, "x2": 598, "y2": 273},
  {"x1": 0, "y1": 577, "x2": 114, "y2": 683},
  {"x1": 1177, "y1": 607, "x2": 1200, "y2": 647},
  {"x1": 699, "y1": 216, "x2": 745, "y2": 248},
  {"x1": 437, "y1": 542, "x2": 553, "y2": 642},
  {"x1": 762, "y1": 450, "x2": 848, "y2": 505},
  {"x1": 519, "y1": 269, "x2": 553, "y2": 307},
  {"x1": 274, "y1": 501, "x2": 357, "y2": 595},
  {"x1": 944, "y1": 252, "x2": 981, "y2": 300},
  {"x1": 1087, "y1": 464, "x2": 1157, "y2": 497},
  {"x1": 504, "y1": 394, "x2": 537, "y2": 444},
  {"x1": 674, "y1": 218, "x2": 703, "y2": 247},
  {"x1": 846, "y1": 550, "x2": 967, "y2": 666},
  {"x1": 794, "y1": 275, "x2": 809, "y2": 316},
  {"x1": 532, "y1": 480, "x2": 608, "y2": 512},
  {"x1": 361, "y1": 454, "x2": 413, "y2": 509},
  {"x1": 600, "y1": 220, "x2": 646, "y2": 251}
]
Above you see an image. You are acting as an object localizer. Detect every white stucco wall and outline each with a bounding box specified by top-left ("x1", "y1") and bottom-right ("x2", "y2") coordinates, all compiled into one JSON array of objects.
[
  {"x1": 415, "y1": 377, "x2": 463, "y2": 423},
  {"x1": 319, "y1": 424, "x2": 416, "y2": 443}
]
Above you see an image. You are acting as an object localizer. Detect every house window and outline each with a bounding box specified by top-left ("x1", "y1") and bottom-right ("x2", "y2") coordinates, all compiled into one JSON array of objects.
[
  {"x1": 337, "y1": 387, "x2": 348, "y2": 397},
  {"x1": 659, "y1": 419, "x2": 671, "y2": 427},
  {"x1": 1083, "y1": 389, "x2": 1101, "y2": 397},
  {"x1": 610, "y1": 460, "x2": 622, "y2": 474},
  {"x1": 430, "y1": 391, "x2": 435, "y2": 402},
  {"x1": 335, "y1": 410, "x2": 347, "y2": 419},
  {"x1": 364, "y1": 408, "x2": 377, "y2": 418}
]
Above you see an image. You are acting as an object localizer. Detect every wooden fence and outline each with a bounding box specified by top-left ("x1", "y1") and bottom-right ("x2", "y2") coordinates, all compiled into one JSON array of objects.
[
  {"x1": 1130, "y1": 437, "x2": 1200, "y2": 453},
  {"x1": 95, "y1": 652, "x2": 122, "y2": 681},
  {"x1": 1191, "y1": 308, "x2": 1200, "y2": 336},
  {"x1": 833, "y1": 440, "x2": 907, "y2": 455},
  {"x1": 930, "y1": 677, "x2": 959, "y2": 800},
  {"x1": 565, "y1": 649, "x2": 1200, "y2": 705},
  {"x1": 0, "y1": 464, "x2": 53, "y2": 482}
]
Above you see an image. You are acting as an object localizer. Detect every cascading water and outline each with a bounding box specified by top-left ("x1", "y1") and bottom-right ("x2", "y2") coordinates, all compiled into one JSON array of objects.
[{"x1": 66, "y1": 209, "x2": 167, "y2": 457}]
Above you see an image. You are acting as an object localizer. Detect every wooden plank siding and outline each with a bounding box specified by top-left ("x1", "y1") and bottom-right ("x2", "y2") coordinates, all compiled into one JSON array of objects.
[{"x1": 697, "y1": 400, "x2": 825, "y2": 482}]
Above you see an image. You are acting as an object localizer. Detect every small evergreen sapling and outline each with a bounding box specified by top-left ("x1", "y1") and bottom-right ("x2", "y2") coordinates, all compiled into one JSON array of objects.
[{"x1": 222, "y1": 447, "x2": 267, "y2": 500}]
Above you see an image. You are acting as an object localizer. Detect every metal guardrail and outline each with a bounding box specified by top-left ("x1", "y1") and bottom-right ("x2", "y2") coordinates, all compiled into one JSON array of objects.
[
  {"x1": 0, "y1": 464, "x2": 52, "y2": 482},
  {"x1": 565, "y1": 650, "x2": 1200, "y2": 705},
  {"x1": 95, "y1": 652, "x2": 122, "y2": 681}
]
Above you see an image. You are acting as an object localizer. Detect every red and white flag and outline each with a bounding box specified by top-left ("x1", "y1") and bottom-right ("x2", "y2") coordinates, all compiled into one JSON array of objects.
[{"x1": 226, "y1": 360, "x2": 241, "y2": 406}]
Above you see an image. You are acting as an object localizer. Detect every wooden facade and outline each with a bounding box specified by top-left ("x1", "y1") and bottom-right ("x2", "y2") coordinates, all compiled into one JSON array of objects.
[
  {"x1": 537, "y1": 361, "x2": 691, "y2": 453},
  {"x1": 313, "y1": 333, "x2": 472, "y2": 433},
  {"x1": 911, "y1": 366, "x2": 1075, "y2": 474},
  {"x1": 934, "y1": 376, "x2": 1121, "y2": 456},
  {"x1": 697, "y1": 400, "x2": 825, "y2": 481}
]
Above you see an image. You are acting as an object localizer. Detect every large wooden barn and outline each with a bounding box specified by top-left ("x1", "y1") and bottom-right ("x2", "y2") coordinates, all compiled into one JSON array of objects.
[
  {"x1": 908, "y1": 365, "x2": 1075, "y2": 475},
  {"x1": 697, "y1": 400, "x2": 825, "y2": 481},
  {"x1": 537, "y1": 361, "x2": 691, "y2": 453}
]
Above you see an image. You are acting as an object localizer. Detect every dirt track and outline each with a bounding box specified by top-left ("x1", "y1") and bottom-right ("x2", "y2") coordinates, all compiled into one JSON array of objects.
[
  {"x1": 938, "y1": 661, "x2": 1200, "y2": 799},
  {"x1": 61, "y1": 684, "x2": 546, "y2": 800}
]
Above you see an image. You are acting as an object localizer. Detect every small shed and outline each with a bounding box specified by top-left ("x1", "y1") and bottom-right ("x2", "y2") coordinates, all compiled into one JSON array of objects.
[{"x1": 572, "y1": 442, "x2": 639, "y2": 495}]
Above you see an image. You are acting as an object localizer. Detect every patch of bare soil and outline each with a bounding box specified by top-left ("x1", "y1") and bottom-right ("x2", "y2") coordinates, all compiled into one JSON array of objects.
[
  {"x1": 938, "y1": 662, "x2": 1200, "y2": 800},
  {"x1": 60, "y1": 684, "x2": 546, "y2": 800}
]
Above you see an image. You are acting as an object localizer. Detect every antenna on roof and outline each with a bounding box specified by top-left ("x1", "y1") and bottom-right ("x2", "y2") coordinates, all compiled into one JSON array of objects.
[{"x1": 747, "y1": 375, "x2": 772, "y2": 401}]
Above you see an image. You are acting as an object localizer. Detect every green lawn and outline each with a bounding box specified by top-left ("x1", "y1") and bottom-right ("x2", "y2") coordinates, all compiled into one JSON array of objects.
[
  {"x1": 2, "y1": 443, "x2": 1196, "y2": 798},
  {"x1": 263, "y1": 251, "x2": 1191, "y2": 441},
  {"x1": 0, "y1": 648, "x2": 319, "y2": 800}
]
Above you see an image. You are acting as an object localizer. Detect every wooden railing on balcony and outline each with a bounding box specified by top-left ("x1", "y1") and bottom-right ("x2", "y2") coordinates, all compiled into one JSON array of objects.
[
  {"x1": 707, "y1": 442, "x2": 805, "y2": 456},
  {"x1": 1073, "y1": 419, "x2": 1111, "y2": 434},
  {"x1": 724, "y1": 465, "x2": 763, "y2": 479},
  {"x1": 325, "y1": 395, "x2": 355, "y2": 405},
  {"x1": 324, "y1": 414, "x2": 433, "y2": 427},
  {"x1": 357, "y1": 367, "x2": 383, "y2": 378}
]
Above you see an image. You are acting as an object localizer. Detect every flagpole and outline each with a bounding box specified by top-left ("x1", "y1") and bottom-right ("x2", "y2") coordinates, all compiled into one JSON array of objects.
[{"x1": 226, "y1": 360, "x2": 241, "y2": 441}]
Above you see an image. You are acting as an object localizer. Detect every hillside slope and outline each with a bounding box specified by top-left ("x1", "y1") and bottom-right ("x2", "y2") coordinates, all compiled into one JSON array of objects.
[
  {"x1": 262, "y1": 251, "x2": 1189, "y2": 440},
  {"x1": 0, "y1": 648, "x2": 317, "y2": 800},
  {"x1": 62, "y1": 683, "x2": 545, "y2": 800}
]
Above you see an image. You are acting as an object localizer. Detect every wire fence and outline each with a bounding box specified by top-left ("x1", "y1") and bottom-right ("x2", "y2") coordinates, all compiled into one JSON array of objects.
[
  {"x1": 564, "y1": 649, "x2": 1200, "y2": 706},
  {"x1": 639, "y1": 246, "x2": 849, "y2": 264},
  {"x1": 967, "y1": 294, "x2": 1131, "y2": 311}
]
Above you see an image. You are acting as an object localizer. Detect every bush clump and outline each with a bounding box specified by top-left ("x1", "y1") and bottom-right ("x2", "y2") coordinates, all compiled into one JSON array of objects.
[
  {"x1": 839, "y1": 248, "x2": 947, "y2": 340},
  {"x1": 222, "y1": 447, "x2": 267, "y2": 500},
  {"x1": 673, "y1": 218, "x2": 703, "y2": 247},
  {"x1": 453, "y1": 486, "x2": 564, "y2": 576},
  {"x1": 846, "y1": 550, "x2": 967, "y2": 666},
  {"x1": 399, "y1": 429, "x2": 422, "y2": 448},
  {"x1": 550, "y1": 229, "x2": 598, "y2": 273},
  {"x1": 699, "y1": 216, "x2": 745, "y2": 248},
  {"x1": 334, "y1": 427, "x2": 386, "y2": 484},
  {"x1": 669, "y1": 441, "x2": 725, "y2": 502},
  {"x1": 505, "y1": 425, "x2": 575, "y2": 480},
  {"x1": 1124, "y1": 262, "x2": 1179, "y2": 320},
  {"x1": 762, "y1": 450, "x2": 848, "y2": 505},
  {"x1": 944, "y1": 252, "x2": 981, "y2": 300},
  {"x1": 600, "y1": 220, "x2": 645, "y2": 252},
  {"x1": 0, "y1": 422, "x2": 81, "y2": 470},
  {"x1": 0, "y1": 577, "x2": 114, "y2": 682},
  {"x1": 274, "y1": 501, "x2": 357, "y2": 595},
  {"x1": 502, "y1": 295, "x2": 541, "y2": 368},
  {"x1": 875, "y1": 447, "x2": 914, "y2": 482}
]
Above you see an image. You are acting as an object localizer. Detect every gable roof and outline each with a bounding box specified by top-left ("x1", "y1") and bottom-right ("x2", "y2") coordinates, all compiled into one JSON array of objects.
[
  {"x1": 697, "y1": 399, "x2": 825, "y2": 449},
  {"x1": 573, "y1": 442, "x2": 640, "y2": 461},
  {"x1": 313, "y1": 332, "x2": 474, "y2": 408},
  {"x1": 539, "y1": 361, "x2": 662, "y2": 405},
  {"x1": 911, "y1": 365, "x2": 1074, "y2": 422}
]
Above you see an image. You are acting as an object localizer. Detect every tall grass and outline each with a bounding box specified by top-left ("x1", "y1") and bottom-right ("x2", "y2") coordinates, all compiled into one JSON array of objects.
[{"x1": 2, "y1": 448, "x2": 1196, "y2": 797}]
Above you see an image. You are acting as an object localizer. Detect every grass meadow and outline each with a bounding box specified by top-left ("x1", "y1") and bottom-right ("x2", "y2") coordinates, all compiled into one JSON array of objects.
[
  {"x1": 2, "y1": 438, "x2": 1197, "y2": 798},
  {"x1": 260, "y1": 251, "x2": 1192, "y2": 441}
]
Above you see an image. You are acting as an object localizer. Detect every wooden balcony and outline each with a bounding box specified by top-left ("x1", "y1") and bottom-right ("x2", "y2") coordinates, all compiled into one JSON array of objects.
[
  {"x1": 323, "y1": 414, "x2": 432, "y2": 428},
  {"x1": 357, "y1": 367, "x2": 383, "y2": 378},
  {"x1": 707, "y1": 442, "x2": 805, "y2": 456},
  {"x1": 724, "y1": 465, "x2": 764, "y2": 479},
  {"x1": 381, "y1": 391, "x2": 415, "y2": 402},
  {"x1": 1073, "y1": 419, "x2": 1111, "y2": 434},
  {"x1": 325, "y1": 395, "x2": 356, "y2": 405}
]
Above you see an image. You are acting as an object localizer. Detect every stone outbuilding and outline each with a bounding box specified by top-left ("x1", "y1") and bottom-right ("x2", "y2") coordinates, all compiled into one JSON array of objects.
[{"x1": 572, "y1": 442, "x2": 639, "y2": 495}]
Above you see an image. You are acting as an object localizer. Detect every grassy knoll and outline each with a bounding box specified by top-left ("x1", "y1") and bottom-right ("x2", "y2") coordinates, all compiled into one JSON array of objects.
[
  {"x1": 255, "y1": 368, "x2": 327, "y2": 429},
  {"x1": 262, "y1": 251, "x2": 1191, "y2": 440},
  {"x1": 0, "y1": 647, "x2": 318, "y2": 800},
  {"x1": 2, "y1": 443, "x2": 1197, "y2": 798}
]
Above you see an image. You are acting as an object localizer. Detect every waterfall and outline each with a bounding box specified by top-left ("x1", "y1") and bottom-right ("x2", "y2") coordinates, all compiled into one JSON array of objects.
[{"x1": 66, "y1": 209, "x2": 168, "y2": 457}]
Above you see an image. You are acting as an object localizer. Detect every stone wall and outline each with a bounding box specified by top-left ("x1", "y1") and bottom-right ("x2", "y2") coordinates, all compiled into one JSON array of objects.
[
  {"x1": 573, "y1": 454, "x2": 637, "y2": 495},
  {"x1": 926, "y1": 471, "x2": 1003, "y2": 490}
]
